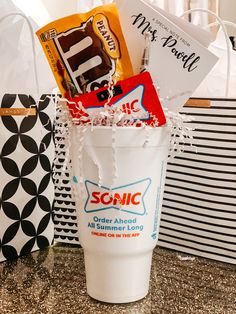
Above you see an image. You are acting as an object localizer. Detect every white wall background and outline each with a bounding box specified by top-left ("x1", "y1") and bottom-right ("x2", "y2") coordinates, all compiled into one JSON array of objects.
[
  {"x1": 12, "y1": 0, "x2": 113, "y2": 25},
  {"x1": 219, "y1": 0, "x2": 236, "y2": 37},
  {"x1": 10, "y1": 0, "x2": 236, "y2": 40}
]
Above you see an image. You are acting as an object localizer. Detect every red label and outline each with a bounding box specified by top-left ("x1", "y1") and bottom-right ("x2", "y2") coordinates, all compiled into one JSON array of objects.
[{"x1": 67, "y1": 72, "x2": 166, "y2": 126}]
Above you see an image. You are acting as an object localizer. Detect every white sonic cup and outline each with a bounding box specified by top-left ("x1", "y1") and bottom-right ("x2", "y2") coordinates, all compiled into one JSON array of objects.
[{"x1": 71, "y1": 126, "x2": 170, "y2": 303}]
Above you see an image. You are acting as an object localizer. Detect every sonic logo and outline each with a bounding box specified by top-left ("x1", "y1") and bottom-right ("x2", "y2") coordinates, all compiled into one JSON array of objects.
[
  {"x1": 91, "y1": 192, "x2": 141, "y2": 206},
  {"x1": 84, "y1": 178, "x2": 151, "y2": 215},
  {"x1": 120, "y1": 99, "x2": 140, "y2": 114},
  {"x1": 113, "y1": 85, "x2": 149, "y2": 119},
  {"x1": 85, "y1": 84, "x2": 149, "y2": 119}
]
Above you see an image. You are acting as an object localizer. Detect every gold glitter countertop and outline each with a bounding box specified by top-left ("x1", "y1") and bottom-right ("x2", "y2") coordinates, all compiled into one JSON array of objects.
[{"x1": 1, "y1": 244, "x2": 236, "y2": 314}]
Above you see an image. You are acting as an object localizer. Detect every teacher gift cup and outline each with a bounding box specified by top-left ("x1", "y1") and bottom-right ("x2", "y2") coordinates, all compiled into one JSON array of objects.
[{"x1": 71, "y1": 125, "x2": 170, "y2": 303}]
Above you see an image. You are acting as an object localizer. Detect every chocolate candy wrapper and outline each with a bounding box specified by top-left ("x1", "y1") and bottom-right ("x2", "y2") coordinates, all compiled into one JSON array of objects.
[{"x1": 36, "y1": 3, "x2": 133, "y2": 98}]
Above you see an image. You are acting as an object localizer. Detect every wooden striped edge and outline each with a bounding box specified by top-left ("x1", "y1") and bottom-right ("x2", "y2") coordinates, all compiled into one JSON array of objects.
[
  {"x1": 185, "y1": 99, "x2": 211, "y2": 108},
  {"x1": 0, "y1": 108, "x2": 36, "y2": 116}
]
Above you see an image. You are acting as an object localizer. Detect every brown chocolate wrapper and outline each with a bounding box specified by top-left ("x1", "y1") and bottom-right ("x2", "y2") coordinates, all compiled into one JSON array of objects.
[{"x1": 36, "y1": 4, "x2": 133, "y2": 98}]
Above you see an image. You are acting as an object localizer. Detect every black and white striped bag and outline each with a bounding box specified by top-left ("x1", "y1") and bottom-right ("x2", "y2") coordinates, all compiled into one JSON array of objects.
[{"x1": 158, "y1": 98, "x2": 236, "y2": 264}]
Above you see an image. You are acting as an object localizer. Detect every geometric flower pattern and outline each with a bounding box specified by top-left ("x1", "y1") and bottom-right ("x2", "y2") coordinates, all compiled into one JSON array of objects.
[{"x1": 0, "y1": 94, "x2": 55, "y2": 262}]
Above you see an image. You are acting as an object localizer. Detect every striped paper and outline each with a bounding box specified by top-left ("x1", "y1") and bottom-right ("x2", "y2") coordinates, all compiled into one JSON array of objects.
[{"x1": 158, "y1": 98, "x2": 236, "y2": 264}]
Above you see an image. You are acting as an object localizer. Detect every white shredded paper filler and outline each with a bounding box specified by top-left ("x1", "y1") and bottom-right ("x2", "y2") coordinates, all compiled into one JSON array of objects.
[{"x1": 53, "y1": 88, "x2": 194, "y2": 200}]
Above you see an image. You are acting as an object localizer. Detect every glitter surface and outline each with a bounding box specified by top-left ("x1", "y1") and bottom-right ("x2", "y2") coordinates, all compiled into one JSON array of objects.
[{"x1": 0, "y1": 245, "x2": 236, "y2": 314}]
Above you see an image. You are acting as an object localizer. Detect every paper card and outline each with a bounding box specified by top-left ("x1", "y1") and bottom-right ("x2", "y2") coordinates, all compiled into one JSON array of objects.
[
  {"x1": 67, "y1": 71, "x2": 166, "y2": 126},
  {"x1": 115, "y1": 0, "x2": 218, "y2": 113},
  {"x1": 147, "y1": 4, "x2": 214, "y2": 48}
]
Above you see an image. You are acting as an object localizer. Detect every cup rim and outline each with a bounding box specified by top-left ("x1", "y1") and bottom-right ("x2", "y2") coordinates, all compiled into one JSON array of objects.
[{"x1": 75, "y1": 125, "x2": 169, "y2": 131}]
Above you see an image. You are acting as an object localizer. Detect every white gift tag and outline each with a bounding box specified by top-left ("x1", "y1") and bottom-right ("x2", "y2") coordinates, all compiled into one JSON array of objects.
[{"x1": 115, "y1": 0, "x2": 218, "y2": 113}]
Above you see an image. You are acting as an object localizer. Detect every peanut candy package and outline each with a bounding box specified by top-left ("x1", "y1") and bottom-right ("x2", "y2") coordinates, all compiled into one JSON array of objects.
[{"x1": 36, "y1": 4, "x2": 133, "y2": 98}]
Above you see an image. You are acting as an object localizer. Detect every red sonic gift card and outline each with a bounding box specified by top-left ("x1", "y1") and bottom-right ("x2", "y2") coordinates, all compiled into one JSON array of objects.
[{"x1": 67, "y1": 72, "x2": 166, "y2": 126}]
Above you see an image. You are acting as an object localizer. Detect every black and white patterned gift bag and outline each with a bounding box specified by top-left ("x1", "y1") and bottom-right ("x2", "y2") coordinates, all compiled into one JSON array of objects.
[
  {"x1": 158, "y1": 98, "x2": 236, "y2": 264},
  {"x1": 0, "y1": 94, "x2": 55, "y2": 262}
]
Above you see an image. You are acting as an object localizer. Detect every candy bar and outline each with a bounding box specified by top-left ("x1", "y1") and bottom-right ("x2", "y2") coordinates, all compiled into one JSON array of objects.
[{"x1": 36, "y1": 4, "x2": 133, "y2": 97}]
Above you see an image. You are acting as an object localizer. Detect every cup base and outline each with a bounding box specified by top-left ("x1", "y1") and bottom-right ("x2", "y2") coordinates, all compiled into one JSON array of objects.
[
  {"x1": 88, "y1": 290, "x2": 149, "y2": 304},
  {"x1": 84, "y1": 250, "x2": 153, "y2": 304}
]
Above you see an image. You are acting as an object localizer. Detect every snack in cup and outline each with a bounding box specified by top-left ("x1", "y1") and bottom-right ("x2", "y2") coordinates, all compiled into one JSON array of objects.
[
  {"x1": 36, "y1": 4, "x2": 133, "y2": 98},
  {"x1": 66, "y1": 72, "x2": 166, "y2": 126}
]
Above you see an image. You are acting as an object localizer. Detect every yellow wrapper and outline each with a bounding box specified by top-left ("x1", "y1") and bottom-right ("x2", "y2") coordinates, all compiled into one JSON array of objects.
[{"x1": 36, "y1": 4, "x2": 133, "y2": 97}]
